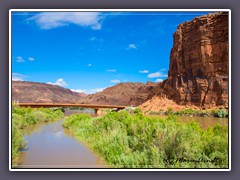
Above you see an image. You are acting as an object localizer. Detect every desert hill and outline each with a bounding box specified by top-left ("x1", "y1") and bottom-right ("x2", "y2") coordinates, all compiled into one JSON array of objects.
[
  {"x1": 12, "y1": 81, "x2": 86, "y2": 103},
  {"x1": 81, "y1": 82, "x2": 157, "y2": 106}
]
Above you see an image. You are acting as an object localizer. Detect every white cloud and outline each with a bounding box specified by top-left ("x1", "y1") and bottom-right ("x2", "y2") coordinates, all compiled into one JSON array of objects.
[
  {"x1": 128, "y1": 43, "x2": 137, "y2": 49},
  {"x1": 90, "y1": 37, "x2": 96, "y2": 41},
  {"x1": 148, "y1": 72, "x2": 168, "y2": 78},
  {"x1": 28, "y1": 57, "x2": 34, "y2": 61},
  {"x1": 139, "y1": 70, "x2": 149, "y2": 74},
  {"x1": 12, "y1": 73, "x2": 28, "y2": 81},
  {"x1": 47, "y1": 78, "x2": 68, "y2": 87},
  {"x1": 88, "y1": 64, "x2": 92, "y2": 67},
  {"x1": 28, "y1": 12, "x2": 104, "y2": 30},
  {"x1": 90, "y1": 36, "x2": 103, "y2": 41},
  {"x1": 111, "y1": 79, "x2": 121, "y2": 83},
  {"x1": 16, "y1": 56, "x2": 25, "y2": 63},
  {"x1": 155, "y1": 78, "x2": 164, "y2": 83},
  {"x1": 71, "y1": 87, "x2": 107, "y2": 94},
  {"x1": 106, "y1": 69, "x2": 117, "y2": 72}
]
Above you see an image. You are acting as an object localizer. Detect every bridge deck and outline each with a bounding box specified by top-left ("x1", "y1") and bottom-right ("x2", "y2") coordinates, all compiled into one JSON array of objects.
[{"x1": 17, "y1": 103, "x2": 126, "y2": 109}]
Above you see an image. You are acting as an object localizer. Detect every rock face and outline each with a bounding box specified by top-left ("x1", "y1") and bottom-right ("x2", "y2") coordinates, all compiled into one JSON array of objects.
[
  {"x1": 12, "y1": 81, "x2": 86, "y2": 103},
  {"x1": 142, "y1": 12, "x2": 229, "y2": 109},
  {"x1": 82, "y1": 82, "x2": 157, "y2": 106}
]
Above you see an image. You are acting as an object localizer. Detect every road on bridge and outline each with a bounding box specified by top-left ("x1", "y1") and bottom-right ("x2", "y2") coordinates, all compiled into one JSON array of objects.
[{"x1": 17, "y1": 103, "x2": 126, "y2": 110}]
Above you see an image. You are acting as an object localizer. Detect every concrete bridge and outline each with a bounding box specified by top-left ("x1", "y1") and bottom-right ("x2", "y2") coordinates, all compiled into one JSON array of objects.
[{"x1": 18, "y1": 103, "x2": 126, "y2": 115}]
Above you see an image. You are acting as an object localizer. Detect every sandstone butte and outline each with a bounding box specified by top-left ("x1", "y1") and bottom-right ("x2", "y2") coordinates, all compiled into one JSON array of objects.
[{"x1": 139, "y1": 12, "x2": 229, "y2": 112}]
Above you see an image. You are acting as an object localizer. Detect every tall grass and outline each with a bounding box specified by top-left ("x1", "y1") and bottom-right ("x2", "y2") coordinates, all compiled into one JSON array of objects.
[
  {"x1": 12, "y1": 105, "x2": 64, "y2": 165},
  {"x1": 63, "y1": 111, "x2": 228, "y2": 168}
]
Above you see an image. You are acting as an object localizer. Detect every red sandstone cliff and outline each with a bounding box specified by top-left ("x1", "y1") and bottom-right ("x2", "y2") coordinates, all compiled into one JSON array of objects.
[{"x1": 140, "y1": 12, "x2": 229, "y2": 111}]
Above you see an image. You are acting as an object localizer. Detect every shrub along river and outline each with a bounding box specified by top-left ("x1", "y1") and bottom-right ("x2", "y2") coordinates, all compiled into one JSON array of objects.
[{"x1": 16, "y1": 109, "x2": 228, "y2": 168}]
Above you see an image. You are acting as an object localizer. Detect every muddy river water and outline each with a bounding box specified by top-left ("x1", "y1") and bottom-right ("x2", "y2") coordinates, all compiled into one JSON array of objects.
[
  {"x1": 17, "y1": 118, "x2": 107, "y2": 168},
  {"x1": 16, "y1": 109, "x2": 228, "y2": 168}
]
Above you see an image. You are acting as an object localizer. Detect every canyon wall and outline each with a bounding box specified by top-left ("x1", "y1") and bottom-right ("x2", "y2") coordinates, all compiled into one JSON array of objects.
[{"x1": 141, "y1": 12, "x2": 229, "y2": 110}]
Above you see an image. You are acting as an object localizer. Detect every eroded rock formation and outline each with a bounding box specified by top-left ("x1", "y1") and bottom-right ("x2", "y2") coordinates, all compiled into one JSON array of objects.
[{"x1": 141, "y1": 12, "x2": 229, "y2": 110}]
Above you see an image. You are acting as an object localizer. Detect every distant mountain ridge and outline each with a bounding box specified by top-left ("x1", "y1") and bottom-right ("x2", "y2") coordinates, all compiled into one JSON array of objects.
[
  {"x1": 81, "y1": 82, "x2": 157, "y2": 106},
  {"x1": 12, "y1": 81, "x2": 86, "y2": 103},
  {"x1": 12, "y1": 81, "x2": 157, "y2": 106}
]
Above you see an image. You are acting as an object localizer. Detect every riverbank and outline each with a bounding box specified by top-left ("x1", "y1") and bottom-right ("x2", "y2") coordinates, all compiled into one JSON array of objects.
[
  {"x1": 12, "y1": 104, "x2": 64, "y2": 166},
  {"x1": 16, "y1": 119, "x2": 106, "y2": 168},
  {"x1": 136, "y1": 107, "x2": 228, "y2": 118},
  {"x1": 62, "y1": 110, "x2": 228, "y2": 168}
]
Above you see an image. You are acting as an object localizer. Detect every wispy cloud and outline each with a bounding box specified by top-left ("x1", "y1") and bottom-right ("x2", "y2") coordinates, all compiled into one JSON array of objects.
[
  {"x1": 128, "y1": 43, "x2": 137, "y2": 50},
  {"x1": 160, "y1": 68, "x2": 167, "y2": 72},
  {"x1": 111, "y1": 79, "x2": 121, "y2": 83},
  {"x1": 139, "y1": 70, "x2": 149, "y2": 74},
  {"x1": 106, "y1": 69, "x2": 117, "y2": 72},
  {"x1": 88, "y1": 64, "x2": 92, "y2": 67},
  {"x1": 27, "y1": 12, "x2": 104, "y2": 30},
  {"x1": 89, "y1": 36, "x2": 104, "y2": 42},
  {"x1": 47, "y1": 78, "x2": 68, "y2": 87},
  {"x1": 71, "y1": 87, "x2": 108, "y2": 94},
  {"x1": 148, "y1": 71, "x2": 168, "y2": 78},
  {"x1": 16, "y1": 56, "x2": 25, "y2": 63},
  {"x1": 90, "y1": 37, "x2": 96, "y2": 41},
  {"x1": 28, "y1": 57, "x2": 34, "y2": 61},
  {"x1": 12, "y1": 73, "x2": 28, "y2": 81},
  {"x1": 155, "y1": 78, "x2": 164, "y2": 83}
]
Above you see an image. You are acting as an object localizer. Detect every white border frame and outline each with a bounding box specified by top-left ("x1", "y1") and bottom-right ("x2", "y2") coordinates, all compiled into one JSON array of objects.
[{"x1": 9, "y1": 9, "x2": 231, "y2": 171}]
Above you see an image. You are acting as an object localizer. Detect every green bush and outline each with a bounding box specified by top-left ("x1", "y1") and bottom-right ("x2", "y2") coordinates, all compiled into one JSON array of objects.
[
  {"x1": 166, "y1": 107, "x2": 174, "y2": 115},
  {"x1": 217, "y1": 109, "x2": 227, "y2": 118},
  {"x1": 133, "y1": 108, "x2": 142, "y2": 114},
  {"x1": 12, "y1": 114, "x2": 26, "y2": 164},
  {"x1": 211, "y1": 109, "x2": 228, "y2": 118},
  {"x1": 63, "y1": 111, "x2": 228, "y2": 168}
]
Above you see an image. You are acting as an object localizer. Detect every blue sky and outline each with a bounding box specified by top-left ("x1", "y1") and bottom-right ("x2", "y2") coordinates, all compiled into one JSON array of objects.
[{"x1": 12, "y1": 11, "x2": 212, "y2": 94}]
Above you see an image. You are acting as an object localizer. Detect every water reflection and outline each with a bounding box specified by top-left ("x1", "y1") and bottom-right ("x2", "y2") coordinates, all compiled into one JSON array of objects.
[
  {"x1": 64, "y1": 109, "x2": 96, "y2": 117},
  {"x1": 154, "y1": 115, "x2": 228, "y2": 129},
  {"x1": 17, "y1": 119, "x2": 107, "y2": 168},
  {"x1": 176, "y1": 116, "x2": 228, "y2": 129}
]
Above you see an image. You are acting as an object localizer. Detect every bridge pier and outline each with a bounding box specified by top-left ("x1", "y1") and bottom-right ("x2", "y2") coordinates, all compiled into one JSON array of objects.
[{"x1": 95, "y1": 108, "x2": 101, "y2": 115}]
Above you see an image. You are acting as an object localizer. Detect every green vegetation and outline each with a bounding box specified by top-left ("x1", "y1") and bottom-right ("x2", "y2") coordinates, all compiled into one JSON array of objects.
[
  {"x1": 175, "y1": 108, "x2": 205, "y2": 116},
  {"x1": 12, "y1": 104, "x2": 64, "y2": 165},
  {"x1": 62, "y1": 111, "x2": 228, "y2": 168},
  {"x1": 147, "y1": 108, "x2": 228, "y2": 118},
  {"x1": 133, "y1": 107, "x2": 142, "y2": 114},
  {"x1": 211, "y1": 109, "x2": 228, "y2": 118}
]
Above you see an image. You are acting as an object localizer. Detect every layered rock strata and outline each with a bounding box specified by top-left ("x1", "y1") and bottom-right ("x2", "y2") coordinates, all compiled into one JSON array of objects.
[{"x1": 142, "y1": 12, "x2": 229, "y2": 109}]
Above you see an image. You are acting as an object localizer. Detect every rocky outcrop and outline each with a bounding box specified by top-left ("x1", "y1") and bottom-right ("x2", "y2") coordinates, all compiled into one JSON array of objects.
[
  {"x1": 141, "y1": 12, "x2": 229, "y2": 109},
  {"x1": 82, "y1": 82, "x2": 157, "y2": 106},
  {"x1": 12, "y1": 81, "x2": 86, "y2": 103}
]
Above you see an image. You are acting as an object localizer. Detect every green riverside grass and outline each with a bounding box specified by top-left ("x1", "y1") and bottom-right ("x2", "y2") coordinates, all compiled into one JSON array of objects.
[
  {"x1": 62, "y1": 110, "x2": 228, "y2": 168},
  {"x1": 12, "y1": 104, "x2": 64, "y2": 166}
]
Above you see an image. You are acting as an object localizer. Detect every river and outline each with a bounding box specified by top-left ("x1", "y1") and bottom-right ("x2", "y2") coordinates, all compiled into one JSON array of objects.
[
  {"x1": 16, "y1": 109, "x2": 228, "y2": 168},
  {"x1": 16, "y1": 118, "x2": 107, "y2": 168}
]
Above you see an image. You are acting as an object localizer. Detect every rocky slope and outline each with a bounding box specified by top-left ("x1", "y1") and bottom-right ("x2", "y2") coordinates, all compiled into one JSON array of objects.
[
  {"x1": 140, "y1": 12, "x2": 229, "y2": 111},
  {"x1": 12, "y1": 81, "x2": 86, "y2": 103},
  {"x1": 82, "y1": 82, "x2": 157, "y2": 106}
]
